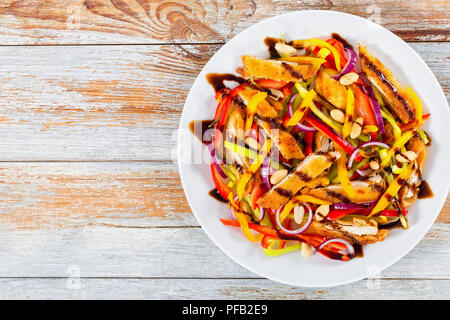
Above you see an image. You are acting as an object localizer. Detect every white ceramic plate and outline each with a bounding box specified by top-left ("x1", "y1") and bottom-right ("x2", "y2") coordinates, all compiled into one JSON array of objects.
[{"x1": 177, "y1": 10, "x2": 450, "y2": 287}]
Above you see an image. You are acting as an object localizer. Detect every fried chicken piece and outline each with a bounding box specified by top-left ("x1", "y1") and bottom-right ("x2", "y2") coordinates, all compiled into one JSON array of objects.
[
  {"x1": 359, "y1": 44, "x2": 415, "y2": 124},
  {"x1": 238, "y1": 56, "x2": 316, "y2": 82},
  {"x1": 257, "y1": 152, "x2": 340, "y2": 209},
  {"x1": 315, "y1": 71, "x2": 347, "y2": 110},
  {"x1": 301, "y1": 175, "x2": 384, "y2": 203}
]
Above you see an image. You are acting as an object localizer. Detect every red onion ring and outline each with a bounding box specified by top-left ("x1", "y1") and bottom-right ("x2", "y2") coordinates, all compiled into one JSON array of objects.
[
  {"x1": 356, "y1": 168, "x2": 373, "y2": 177},
  {"x1": 330, "y1": 201, "x2": 375, "y2": 210},
  {"x1": 257, "y1": 205, "x2": 266, "y2": 222},
  {"x1": 287, "y1": 94, "x2": 317, "y2": 132},
  {"x1": 207, "y1": 143, "x2": 227, "y2": 178},
  {"x1": 260, "y1": 155, "x2": 272, "y2": 190},
  {"x1": 364, "y1": 85, "x2": 386, "y2": 136},
  {"x1": 347, "y1": 141, "x2": 390, "y2": 169},
  {"x1": 317, "y1": 238, "x2": 355, "y2": 257},
  {"x1": 275, "y1": 203, "x2": 312, "y2": 234},
  {"x1": 332, "y1": 48, "x2": 357, "y2": 80}
]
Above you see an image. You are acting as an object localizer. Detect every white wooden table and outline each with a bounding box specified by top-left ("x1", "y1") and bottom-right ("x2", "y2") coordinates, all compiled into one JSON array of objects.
[{"x1": 0, "y1": 0, "x2": 448, "y2": 299}]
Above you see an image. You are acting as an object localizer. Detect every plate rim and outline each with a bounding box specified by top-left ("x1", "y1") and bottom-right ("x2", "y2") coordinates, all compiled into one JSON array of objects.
[{"x1": 177, "y1": 9, "x2": 450, "y2": 287}]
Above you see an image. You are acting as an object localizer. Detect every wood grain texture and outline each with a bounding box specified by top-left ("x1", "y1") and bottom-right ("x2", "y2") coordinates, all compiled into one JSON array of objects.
[
  {"x1": 0, "y1": 43, "x2": 447, "y2": 161},
  {"x1": 0, "y1": 0, "x2": 448, "y2": 45},
  {"x1": 0, "y1": 224, "x2": 447, "y2": 278},
  {"x1": 0, "y1": 0, "x2": 447, "y2": 299},
  {"x1": 0, "y1": 162, "x2": 447, "y2": 230},
  {"x1": 0, "y1": 278, "x2": 447, "y2": 299}
]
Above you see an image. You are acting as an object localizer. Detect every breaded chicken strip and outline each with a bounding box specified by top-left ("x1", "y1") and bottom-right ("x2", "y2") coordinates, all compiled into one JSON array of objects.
[
  {"x1": 301, "y1": 175, "x2": 384, "y2": 203},
  {"x1": 257, "y1": 152, "x2": 340, "y2": 209},
  {"x1": 235, "y1": 88, "x2": 305, "y2": 161},
  {"x1": 315, "y1": 71, "x2": 347, "y2": 110},
  {"x1": 238, "y1": 56, "x2": 316, "y2": 82},
  {"x1": 359, "y1": 45, "x2": 415, "y2": 124}
]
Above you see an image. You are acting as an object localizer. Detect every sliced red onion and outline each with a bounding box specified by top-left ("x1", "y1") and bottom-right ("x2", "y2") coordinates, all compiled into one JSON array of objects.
[
  {"x1": 287, "y1": 94, "x2": 317, "y2": 132},
  {"x1": 261, "y1": 155, "x2": 272, "y2": 190},
  {"x1": 330, "y1": 201, "x2": 375, "y2": 210},
  {"x1": 257, "y1": 205, "x2": 266, "y2": 222},
  {"x1": 347, "y1": 141, "x2": 390, "y2": 169},
  {"x1": 276, "y1": 203, "x2": 312, "y2": 234},
  {"x1": 332, "y1": 48, "x2": 357, "y2": 80},
  {"x1": 207, "y1": 143, "x2": 227, "y2": 178},
  {"x1": 356, "y1": 168, "x2": 373, "y2": 177},
  {"x1": 365, "y1": 85, "x2": 386, "y2": 136},
  {"x1": 317, "y1": 238, "x2": 355, "y2": 257}
]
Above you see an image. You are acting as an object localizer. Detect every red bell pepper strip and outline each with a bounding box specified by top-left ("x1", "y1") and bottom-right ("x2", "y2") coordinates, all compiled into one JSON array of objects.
[
  {"x1": 250, "y1": 178, "x2": 265, "y2": 209},
  {"x1": 215, "y1": 88, "x2": 230, "y2": 102},
  {"x1": 400, "y1": 113, "x2": 430, "y2": 132},
  {"x1": 213, "y1": 94, "x2": 228, "y2": 124},
  {"x1": 220, "y1": 218, "x2": 278, "y2": 237},
  {"x1": 304, "y1": 131, "x2": 314, "y2": 156},
  {"x1": 327, "y1": 208, "x2": 408, "y2": 221},
  {"x1": 268, "y1": 209, "x2": 278, "y2": 229},
  {"x1": 255, "y1": 79, "x2": 287, "y2": 89},
  {"x1": 305, "y1": 114, "x2": 363, "y2": 162},
  {"x1": 216, "y1": 83, "x2": 247, "y2": 129},
  {"x1": 221, "y1": 219, "x2": 352, "y2": 261},
  {"x1": 353, "y1": 85, "x2": 378, "y2": 141},
  {"x1": 211, "y1": 163, "x2": 232, "y2": 200},
  {"x1": 327, "y1": 208, "x2": 361, "y2": 221}
]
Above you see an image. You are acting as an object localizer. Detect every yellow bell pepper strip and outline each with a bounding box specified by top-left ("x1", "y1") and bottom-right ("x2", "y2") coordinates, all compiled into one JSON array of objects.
[
  {"x1": 309, "y1": 102, "x2": 342, "y2": 134},
  {"x1": 278, "y1": 56, "x2": 326, "y2": 65},
  {"x1": 305, "y1": 176, "x2": 330, "y2": 188},
  {"x1": 224, "y1": 140, "x2": 259, "y2": 160},
  {"x1": 245, "y1": 91, "x2": 268, "y2": 132},
  {"x1": 336, "y1": 146, "x2": 355, "y2": 198},
  {"x1": 405, "y1": 86, "x2": 423, "y2": 127},
  {"x1": 263, "y1": 241, "x2": 302, "y2": 256},
  {"x1": 362, "y1": 125, "x2": 379, "y2": 134},
  {"x1": 248, "y1": 139, "x2": 271, "y2": 173},
  {"x1": 287, "y1": 89, "x2": 316, "y2": 126},
  {"x1": 279, "y1": 200, "x2": 298, "y2": 223},
  {"x1": 238, "y1": 140, "x2": 272, "y2": 200},
  {"x1": 317, "y1": 47, "x2": 331, "y2": 59},
  {"x1": 279, "y1": 195, "x2": 332, "y2": 224},
  {"x1": 380, "y1": 107, "x2": 401, "y2": 141},
  {"x1": 380, "y1": 129, "x2": 416, "y2": 169},
  {"x1": 372, "y1": 85, "x2": 385, "y2": 107},
  {"x1": 233, "y1": 209, "x2": 263, "y2": 242},
  {"x1": 342, "y1": 88, "x2": 355, "y2": 139},
  {"x1": 236, "y1": 172, "x2": 252, "y2": 200},
  {"x1": 294, "y1": 195, "x2": 332, "y2": 205},
  {"x1": 417, "y1": 128, "x2": 429, "y2": 145},
  {"x1": 369, "y1": 162, "x2": 415, "y2": 216},
  {"x1": 291, "y1": 39, "x2": 341, "y2": 71},
  {"x1": 210, "y1": 163, "x2": 240, "y2": 210}
]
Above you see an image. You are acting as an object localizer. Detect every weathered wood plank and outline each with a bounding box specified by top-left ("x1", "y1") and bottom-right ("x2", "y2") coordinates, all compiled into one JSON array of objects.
[
  {"x1": 0, "y1": 0, "x2": 448, "y2": 45},
  {"x1": 0, "y1": 224, "x2": 447, "y2": 279},
  {"x1": 0, "y1": 162, "x2": 447, "y2": 230},
  {"x1": 0, "y1": 278, "x2": 447, "y2": 299},
  {"x1": 0, "y1": 43, "x2": 447, "y2": 161}
]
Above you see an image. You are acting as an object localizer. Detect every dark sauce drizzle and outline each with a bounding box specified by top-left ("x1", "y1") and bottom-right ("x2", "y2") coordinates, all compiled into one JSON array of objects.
[
  {"x1": 418, "y1": 180, "x2": 433, "y2": 199},
  {"x1": 208, "y1": 188, "x2": 227, "y2": 203},
  {"x1": 331, "y1": 33, "x2": 353, "y2": 49},
  {"x1": 189, "y1": 119, "x2": 215, "y2": 145},
  {"x1": 206, "y1": 73, "x2": 246, "y2": 92},
  {"x1": 264, "y1": 37, "x2": 281, "y2": 59}
]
